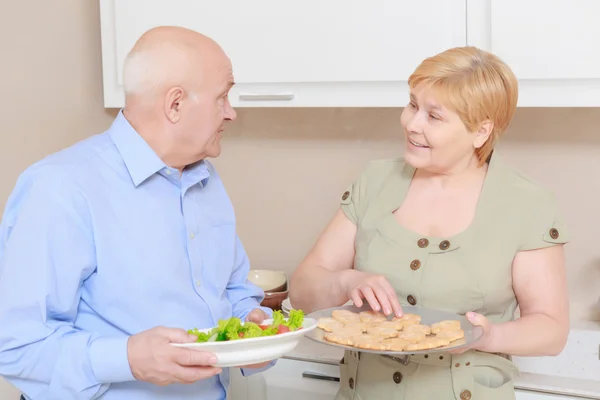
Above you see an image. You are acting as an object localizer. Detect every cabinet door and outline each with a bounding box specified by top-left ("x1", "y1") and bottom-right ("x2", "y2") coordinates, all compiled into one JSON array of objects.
[
  {"x1": 100, "y1": 0, "x2": 467, "y2": 107},
  {"x1": 469, "y1": 0, "x2": 600, "y2": 106}
]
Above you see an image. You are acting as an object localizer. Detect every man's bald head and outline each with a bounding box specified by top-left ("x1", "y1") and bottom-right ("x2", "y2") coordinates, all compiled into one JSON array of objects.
[
  {"x1": 122, "y1": 26, "x2": 228, "y2": 101},
  {"x1": 120, "y1": 26, "x2": 237, "y2": 170}
]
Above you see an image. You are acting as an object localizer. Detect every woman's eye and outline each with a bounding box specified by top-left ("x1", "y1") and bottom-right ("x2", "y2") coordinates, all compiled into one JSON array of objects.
[{"x1": 429, "y1": 114, "x2": 440, "y2": 121}]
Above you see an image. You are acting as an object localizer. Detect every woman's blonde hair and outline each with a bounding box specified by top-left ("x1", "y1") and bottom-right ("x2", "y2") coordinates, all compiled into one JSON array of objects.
[{"x1": 407, "y1": 46, "x2": 518, "y2": 165}]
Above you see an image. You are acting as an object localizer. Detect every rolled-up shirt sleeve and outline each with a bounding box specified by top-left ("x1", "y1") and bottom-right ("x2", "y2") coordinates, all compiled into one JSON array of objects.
[{"x1": 0, "y1": 173, "x2": 135, "y2": 399}]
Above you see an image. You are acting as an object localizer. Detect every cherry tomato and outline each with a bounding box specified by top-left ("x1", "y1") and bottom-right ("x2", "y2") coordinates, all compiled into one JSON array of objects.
[{"x1": 277, "y1": 325, "x2": 290, "y2": 334}]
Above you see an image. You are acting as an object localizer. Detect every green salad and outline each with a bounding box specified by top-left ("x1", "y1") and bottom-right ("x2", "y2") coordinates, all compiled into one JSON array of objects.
[{"x1": 187, "y1": 309, "x2": 305, "y2": 343}]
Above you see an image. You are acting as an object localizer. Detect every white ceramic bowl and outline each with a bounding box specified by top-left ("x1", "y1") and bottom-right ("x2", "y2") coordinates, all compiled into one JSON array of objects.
[
  {"x1": 173, "y1": 318, "x2": 317, "y2": 367},
  {"x1": 248, "y1": 269, "x2": 287, "y2": 292}
]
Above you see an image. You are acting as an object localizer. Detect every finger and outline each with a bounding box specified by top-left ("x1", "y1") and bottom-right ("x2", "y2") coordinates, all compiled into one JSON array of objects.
[
  {"x1": 174, "y1": 348, "x2": 218, "y2": 367},
  {"x1": 246, "y1": 309, "x2": 268, "y2": 323},
  {"x1": 163, "y1": 327, "x2": 198, "y2": 344},
  {"x1": 466, "y1": 312, "x2": 489, "y2": 330},
  {"x1": 173, "y1": 365, "x2": 222, "y2": 384},
  {"x1": 349, "y1": 288, "x2": 363, "y2": 308},
  {"x1": 379, "y1": 281, "x2": 403, "y2": 318},
  {"x1": 359, "y1": 286, "x2": 381, "y2": 312},
  {"x1": 372, "y1": 285, "x2": 394, "y2": 316}
]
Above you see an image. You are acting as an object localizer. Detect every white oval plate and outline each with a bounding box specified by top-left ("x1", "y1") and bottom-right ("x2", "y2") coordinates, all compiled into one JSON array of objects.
[{"x1": 172, "y1": 318, "x2": 317, "y2": 367}]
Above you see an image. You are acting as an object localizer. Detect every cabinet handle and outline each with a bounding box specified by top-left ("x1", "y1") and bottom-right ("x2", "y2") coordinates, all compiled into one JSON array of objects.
[
  {"x1": 238, "y1": 92, "x2": 294, "y2": 101},
  {"x1": 302, "y1": 371, "x2": 340, "y2": 382}
]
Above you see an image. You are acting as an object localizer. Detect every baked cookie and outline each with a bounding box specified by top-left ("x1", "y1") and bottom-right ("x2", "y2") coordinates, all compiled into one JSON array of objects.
[
  {"x1": 332, "y1": 309, "x2": 361, "y2": 324},
  {"x1": 405, "y1": 340, "x2": 436, "y2": 351},
  {"x1": 431, "y1": 320, "x2": 462, "y2": 334},
  {"x1": 422, "y1": 336, "x2": 451, "y2": 348},
  {"x1": 403, "y1": 324, "x2": 432, "y2": 335},
  {"x1": 372, "y1": 319, "x2": 404, "y2": 331},
  {"x1": 366, "y1": 325, "x2": 398, "y2": 339},
  {"x1": 359, "y1": 310, "x2": 388, "y2": 323},
  {"x1": 398, "y1": 331, "x2": 426, "y2": 343},
  {"x1": 343, "y1": 322, "x2": 368, "y2": 333},
  {"x1": 435, "y1": 329, "x2": 465, "y2": 342},
  {"x1": 324, "y1": 332, "x2": 358, "y2": 346},
  {"x1": 355, "y1": 334, "x2": 391, "y2": 350},
  {"x1": 381, "y1": 338, "x2": 410, "y2": 351},
  {"x1": 393, "y1": 313, "x2": 422, "y2": 323},
  {"x1": 317, "y1": 317, "x2": 344, "y2": 332}
]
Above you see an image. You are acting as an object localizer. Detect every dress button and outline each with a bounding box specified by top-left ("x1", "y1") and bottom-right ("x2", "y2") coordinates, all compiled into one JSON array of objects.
[
  {"x1": 410, "y1": 260, "x2": 421, "y2": 270},
  {"x1": 341, "y1": 191, "x2": 350, "y2": 201},
  {"x1": 393, "y1": 371, "x2": 402, "y2": 384},
  {"x1": 407, "y1": 295, "x2": 417, "y2": 305},
  {"x1": 439, "y1": 240, "x2": 450, "y2": 250},
  {"x1": 549, "y1": 228, "x2": 559, "y2": 239},
  {"x1": 349, "y1": 377, "x2": 355, "y2": 389},
  {"x1": 460, "y1": 389, "x2": 472, "y2": 400},
  {"x1": 417, "y1": 238, "x2": 429, "y2": 248}
]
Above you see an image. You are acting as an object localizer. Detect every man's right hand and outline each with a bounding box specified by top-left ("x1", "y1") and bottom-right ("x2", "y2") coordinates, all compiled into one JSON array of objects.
[
  {"x1": 341, "y1": 269, "x2": 404, "y2": 318},
  {"x1": 127, "y1": 326, "x2": 221, "y2": 386}
]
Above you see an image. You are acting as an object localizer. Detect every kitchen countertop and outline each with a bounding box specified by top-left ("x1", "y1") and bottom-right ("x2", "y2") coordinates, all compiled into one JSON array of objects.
[{"x1": 283, "y1": 338, "x2": 600, "y2": 399}]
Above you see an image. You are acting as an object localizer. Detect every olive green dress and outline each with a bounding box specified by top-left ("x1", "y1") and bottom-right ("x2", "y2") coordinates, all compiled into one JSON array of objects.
[{"x1": 335, "y1": 153, "x2": 570, "y2": 400}]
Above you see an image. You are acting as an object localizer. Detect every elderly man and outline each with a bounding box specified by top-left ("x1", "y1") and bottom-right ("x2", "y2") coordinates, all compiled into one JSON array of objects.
[{"x1": 0, "y1": 26, "x2": 274, "y2": 399}]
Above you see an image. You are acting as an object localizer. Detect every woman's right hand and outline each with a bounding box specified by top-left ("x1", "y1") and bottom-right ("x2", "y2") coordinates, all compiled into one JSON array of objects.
[{"x1": 341, "y1": 270, "x2": 404, "y2": 318}]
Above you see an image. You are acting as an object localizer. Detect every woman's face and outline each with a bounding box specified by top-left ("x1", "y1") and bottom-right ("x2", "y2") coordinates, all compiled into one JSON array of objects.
[{"x1": 400, "y1": 84, "x2": 489, "y2": 174}]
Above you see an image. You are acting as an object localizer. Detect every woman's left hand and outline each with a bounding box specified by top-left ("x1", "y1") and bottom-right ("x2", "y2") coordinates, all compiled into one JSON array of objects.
[{"x1": 449, "y1": 312, "x2": 495, "y2": 354}]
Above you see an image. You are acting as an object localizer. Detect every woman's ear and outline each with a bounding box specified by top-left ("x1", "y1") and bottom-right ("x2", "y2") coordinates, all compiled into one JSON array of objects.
[{"x1": 473, "y1": 120, "x2": 494, "y2": 149}]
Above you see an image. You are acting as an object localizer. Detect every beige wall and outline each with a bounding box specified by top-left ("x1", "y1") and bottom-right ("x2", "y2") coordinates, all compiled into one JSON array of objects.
[
  {"x1": 213, "y1": 108, "x2": 600, "y2": 323},
  {"x1": 1, "y1": 1, "x2": 599, "y2": 340}
]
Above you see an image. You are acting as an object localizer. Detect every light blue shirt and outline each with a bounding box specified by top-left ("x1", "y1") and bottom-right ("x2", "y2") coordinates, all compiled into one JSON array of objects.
[{"x1": 0, "y1": 112, "x2": 273, "y2": 399}]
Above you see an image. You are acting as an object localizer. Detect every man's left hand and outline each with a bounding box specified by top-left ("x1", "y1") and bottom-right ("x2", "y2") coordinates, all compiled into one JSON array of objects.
[{"x1": 240, "y1": 308, "x2": 272, "y2": 369}]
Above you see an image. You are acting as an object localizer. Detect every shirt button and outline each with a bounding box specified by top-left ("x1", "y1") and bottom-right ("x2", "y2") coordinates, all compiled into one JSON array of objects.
[
  {"x1": 393, "y1": 371, "x2": 402, "y2": 384},
  {"x1": 407, "y1": 295, "x2": 417, "y2": 305},
  {"x1": 439, "y1": 240, "x2": 450, "y2": 250},
  {"x1": 417, "y1": 238, "x2": 429, "y2": 248},
  {"x1": 460, "y1": 390, "x2": 472, "y2": 400},
  {"x1": 410, "y1": 260, "x2": 421, "y2": 270},
  {"x1": 190, "y1": 233, "x2": 195, "y2": 239}
]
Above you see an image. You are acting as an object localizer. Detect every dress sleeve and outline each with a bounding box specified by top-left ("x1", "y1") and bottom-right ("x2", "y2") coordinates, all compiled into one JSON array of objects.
[
  {"x1": 518, "y1": 192, "x2": 571, "y2": 251},
  {"x1": 339, "y1": 167, "x2": 371, "y2": 225}
]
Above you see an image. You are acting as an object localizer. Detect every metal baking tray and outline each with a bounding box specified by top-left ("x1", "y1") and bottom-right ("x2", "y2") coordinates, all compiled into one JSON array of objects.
[{"x1": 305, "y1": 304, "x2": 483, "y2": 355}]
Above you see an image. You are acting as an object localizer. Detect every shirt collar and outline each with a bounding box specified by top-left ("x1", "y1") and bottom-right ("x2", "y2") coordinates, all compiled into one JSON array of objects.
[{"x1": 109, "y1": 111, "x2": 166, "y2": 187}]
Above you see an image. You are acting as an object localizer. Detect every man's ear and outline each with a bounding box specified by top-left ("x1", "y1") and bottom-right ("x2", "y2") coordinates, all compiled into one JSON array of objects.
[
  {"x1": 473, "y1": 120, "x2": 494, "y2": 149},
  {"x1": 164, "y1": 87, "x2": 185, "y2": 123}
]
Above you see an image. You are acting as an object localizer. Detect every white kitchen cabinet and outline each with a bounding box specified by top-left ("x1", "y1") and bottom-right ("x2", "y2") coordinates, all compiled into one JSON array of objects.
[
  {"x1": 467, "y1": 0, "x2": 600, "y2": 106},
  {"x1": 100, "y1": 0, "x2": 600, "y2": 108},
  {"x1": 99, "y1": 0, "x2": 467, "y2": 108}
]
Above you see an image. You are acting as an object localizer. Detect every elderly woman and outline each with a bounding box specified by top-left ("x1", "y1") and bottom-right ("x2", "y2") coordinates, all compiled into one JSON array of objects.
[{"x1": 289, "y1": 46, "x2": 570, "y2": 400}]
